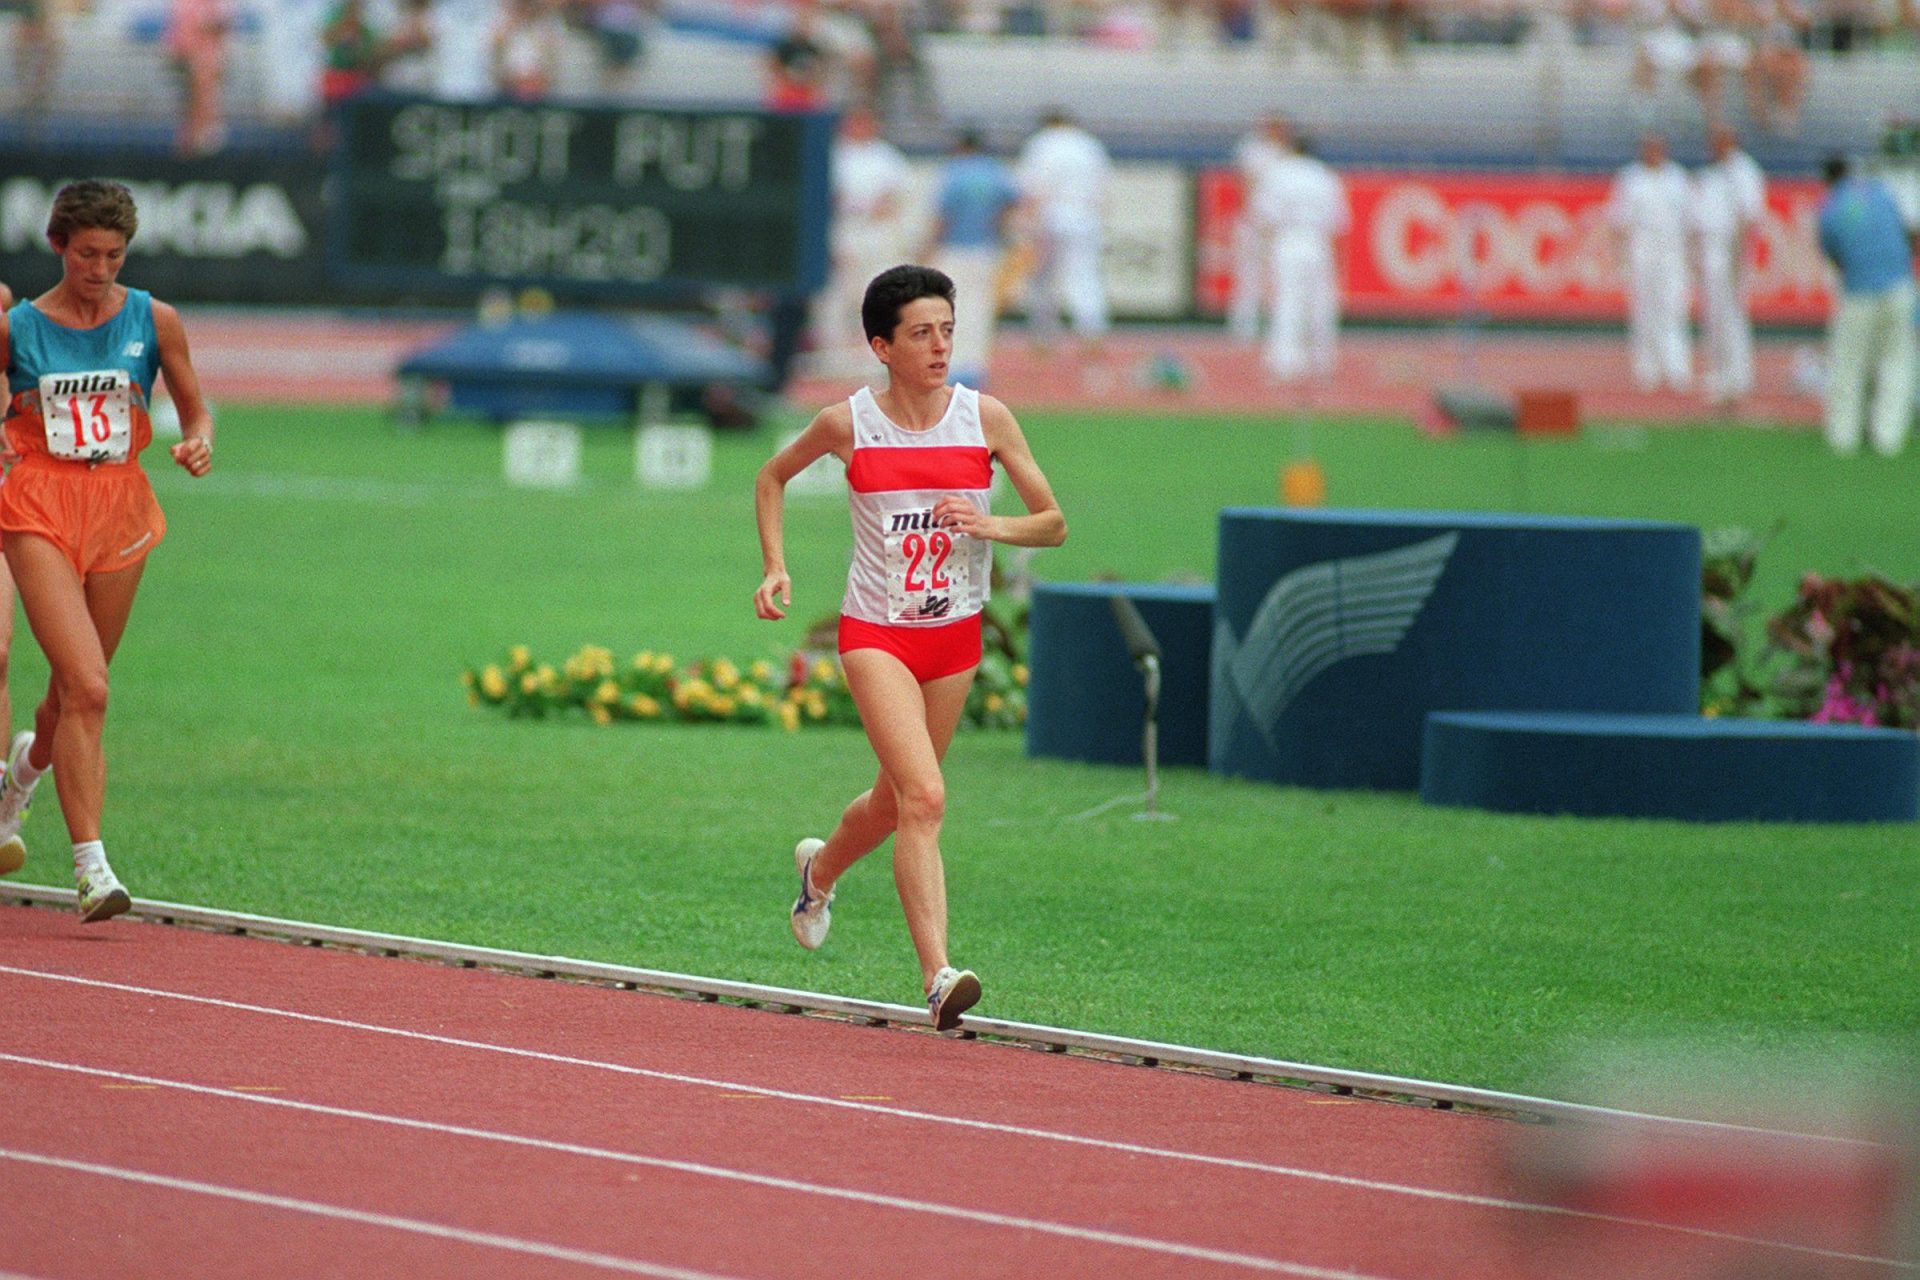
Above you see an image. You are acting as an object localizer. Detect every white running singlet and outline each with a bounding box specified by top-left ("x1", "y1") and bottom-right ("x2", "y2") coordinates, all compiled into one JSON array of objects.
[{"x1": 842, "y1": 384, "x2": 992, "y2": 627}]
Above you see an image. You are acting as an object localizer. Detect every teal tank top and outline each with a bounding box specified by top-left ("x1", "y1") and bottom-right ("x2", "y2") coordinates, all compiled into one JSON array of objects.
[{"x1": 6, "y1": 288, "x2": 163, "y2": 402}]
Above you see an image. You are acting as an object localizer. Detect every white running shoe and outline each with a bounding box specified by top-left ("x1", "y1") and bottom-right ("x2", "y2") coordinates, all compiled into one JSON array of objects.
[
  {"x1": 0, "y1": 750, "x2": 21, "y2": 875},
  {"x1": 76, "y1": 859, "x2": 131, "y2": 924},
  {"x1": 0, "y1": 732, "x2": 40, "y2": 853},
  {"x1": 789, "y1": 838, "x2": 832, "y2": 950},
  {"x1": 926, "y1": 966, "x2": 981, "y2": 1031}
]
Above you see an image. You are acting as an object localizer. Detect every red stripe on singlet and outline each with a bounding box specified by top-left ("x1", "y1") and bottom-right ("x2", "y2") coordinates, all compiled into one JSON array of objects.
[{"x1": 848, "y1": 446, "x2": 991, "y2": 493}]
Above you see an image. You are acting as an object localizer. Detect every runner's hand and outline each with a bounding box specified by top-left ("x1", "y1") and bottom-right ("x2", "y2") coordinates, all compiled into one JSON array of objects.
[
  {"x1": 171, "y1": 436, "x2": 212, "y2": 477},
  {"x1": 933, "y1": 495, "x2": 993, "y2": 541},
  {"x1": 755, "y1": 571, "x2": 792, "y2": 620}
]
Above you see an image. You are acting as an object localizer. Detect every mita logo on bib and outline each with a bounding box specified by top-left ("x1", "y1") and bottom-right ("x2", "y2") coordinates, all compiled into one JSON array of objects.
[
  {"x1": 887, "y1": 508, "x2": 943, "y2": 533},
  {"x1": 44, "y1": 373, "x2": 124, "y2": 396}
]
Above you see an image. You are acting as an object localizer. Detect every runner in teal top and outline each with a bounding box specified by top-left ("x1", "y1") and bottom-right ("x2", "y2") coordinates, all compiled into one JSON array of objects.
[{"x1": 0, "y1": 180, "x2": 214, "y2": 922}]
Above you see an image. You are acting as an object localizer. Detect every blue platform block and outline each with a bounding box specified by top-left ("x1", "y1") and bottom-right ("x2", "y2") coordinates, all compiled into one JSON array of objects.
[
  {"x1": 397, "y1": 312, "x2": 770, "y2": 421},
  {"x1": 1026, "y1": 582, "x2": 1215, "y2": 767},
  {"x1": 1422, "y1": 711, "x2": 1920, "y2": 822},
  {"x1": 1210, "y1": 508, "x2": 1701, "y2": 790}
]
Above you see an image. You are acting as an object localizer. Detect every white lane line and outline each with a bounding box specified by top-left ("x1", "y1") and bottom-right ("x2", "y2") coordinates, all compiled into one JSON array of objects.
[
  {"x1": 0, "y1": 1146, "x2": 738, "y2": 1280},
  {"x1": 3, "y1": 964, "x2": 1911, "y2": 1272},
  {"x1": 0, "y1": 1053, "x2": 1382, "y2": 1280}
]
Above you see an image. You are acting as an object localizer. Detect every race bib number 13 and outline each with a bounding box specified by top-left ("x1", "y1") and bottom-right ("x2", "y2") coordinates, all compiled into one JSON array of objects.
[
  {"x1": 39, "y1": 369, "x2": 133, "y2": 464},
  {"x1": 884, "y1": 528, "x2": 974, "y2": 624}
]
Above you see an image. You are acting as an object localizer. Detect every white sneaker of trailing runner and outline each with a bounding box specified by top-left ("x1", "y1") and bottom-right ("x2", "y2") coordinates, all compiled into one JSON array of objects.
[
  {"x1": 789, "y1": 838, "x2": 832, "y2": 950},
  {"x1": 0, "y1": 753, "x2": 22, "y2": 876},
  {"x1": 0, "y1": 732, "x2": 40, "y2": 849},
  {"x1": 75, "y1": 859, "x2": 131, "y2": 924},
  {"x1": 926, "y1": 966, "x2": 981, "y2": 1031}
]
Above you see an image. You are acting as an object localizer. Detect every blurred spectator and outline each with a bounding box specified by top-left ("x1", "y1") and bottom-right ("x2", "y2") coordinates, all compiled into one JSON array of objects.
[
  {"x1": 1015, "y1": 107, "x2": 1113, "y2": 383},
  {"x1": 1251, "y1": 130, "x2": 1349, "y2": 381},
  {"x1": 1692, "y1": 123, "x2": 1767, "y2": 404},
  {"x1": 813, "y1": 102, "x2": 913, "y2": 372},
  {"x1": 1746, "y1": 0, "x2": 1809, "y2": 134},
  {"x1": 1629, "y1": 0, "x2": 1710, "y2": 130},
  {"x1": 1688, "y1": 0, "x2": 1753, "y2": 136},
  {"x1": 863, "y1": 0, "x2": 937, "y2": 125},
  {"x1": 1818, "y1": 0, "x2": 1879, "y2": 48},
  {"x1": 167, "y1": 0, "x2": 231, "y2": 155},
  {"x1": 1324, "y1": 0, "x2": 1372, "y2": 64},
  {"x1": 1229, "y1": 112, "x2": 1291, "y2": 344},
  {"x1": 925, "y1": 124, "x2": 1022, "y2": 388},
  {"x1": 382, "y1": 0, "x2": 439, "y2": 91},
  {"x1": 1608, "y1": 131, "x2": 1694, "y2": 391},
  {"x1": 256, "y1": 0, "x2": 328, "y2": 126},
  {"x1": 767, "y1": 0, "x2": 874, "y2": 107},
  {"x1": 429, "y1": 0, "x2": 499, "y2": 101},
  {"x1": 493, "y1": 0, "x2": 564, "y2": 99},
  {"x1": 0, "y1": 280, "x2": 13, "y2": 310},
  {"x1": 1816, "y1": 153, "x2": 1917, "y2": 455},
  {"x1": 1, "y1": 0, "x2": 60, "y2": 122},
  {"x1": 765, "y1": 0, "x2": 834, "y2": 110},
  {"x1": 566, "y1": 0, "x2": 658, "y2": 94},
  {"x1": 320, "y1": 0, "x2": 386, "y2": 107}
]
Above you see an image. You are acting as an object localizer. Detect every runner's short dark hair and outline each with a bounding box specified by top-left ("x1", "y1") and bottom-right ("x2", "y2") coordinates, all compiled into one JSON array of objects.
[
  {"x1": 862, "y1": 264, "x2": 956, "y2": 343},
  {"x1": 47, "y1": 179, "x2": 139, "y2": 247}
]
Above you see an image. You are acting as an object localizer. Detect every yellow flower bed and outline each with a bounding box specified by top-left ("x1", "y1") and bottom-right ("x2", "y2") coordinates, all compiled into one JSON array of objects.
[{"x1": 463, "y1": 641, "x2": 1027, "y2": 731}]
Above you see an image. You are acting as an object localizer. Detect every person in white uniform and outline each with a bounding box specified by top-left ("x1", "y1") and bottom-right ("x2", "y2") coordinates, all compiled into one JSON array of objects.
[
  {"x1": 1609, "y1": 132, "x2": 1695, "y2": 392},
  {"x1": 1228, "y1": 114, "x2": 1291, "y2": 344},
  {"x1": 1015, "y1": 108, "x2": 1113, "y2": 377},
  {"x1": 1692, "y1": 124, "x2": 1767, "y2": 405},
  {"x1": 1253, "y1": 133, "x2": 1350, "y2": 382},
  {"x1": 813, "y1": 104, "x2": 914, "y2": 375}
]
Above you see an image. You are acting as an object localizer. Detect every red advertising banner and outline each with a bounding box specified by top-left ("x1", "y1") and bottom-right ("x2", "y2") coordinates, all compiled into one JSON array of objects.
[{"x1": 1196, "y1": 169, "x2": 1831, "y2": 325}]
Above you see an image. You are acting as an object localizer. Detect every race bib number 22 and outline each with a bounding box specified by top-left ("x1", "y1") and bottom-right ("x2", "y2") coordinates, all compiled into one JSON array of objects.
[
  {"x1": 39, "y1": 369, "x2": 134, "y2": 464},
  {"x1": 884, "y1": 528, "x2": 974, "y2": 623}
]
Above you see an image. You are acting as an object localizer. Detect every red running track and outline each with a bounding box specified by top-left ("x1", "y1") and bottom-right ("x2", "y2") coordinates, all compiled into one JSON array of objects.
[{"x1": 0, "y1": 904, "x2": 1905, "y2": 1280}]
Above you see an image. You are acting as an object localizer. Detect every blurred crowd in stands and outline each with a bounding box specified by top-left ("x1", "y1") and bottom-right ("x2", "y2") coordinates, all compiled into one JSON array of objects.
[{"x1": 3, "y1": 0, "x2": 1916, "y2": 155}]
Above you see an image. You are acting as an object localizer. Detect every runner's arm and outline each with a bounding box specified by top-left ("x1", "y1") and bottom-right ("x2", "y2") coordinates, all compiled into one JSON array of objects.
[
  {"x1": 931, "y1": 394, "x2": 1065, "y2": 548},
  {"x1": 153, "y1": 299, "x2": 213, "y2": 477},
  {"x1": 754, "y1": 404, "x2": 853, "y2": 620}
]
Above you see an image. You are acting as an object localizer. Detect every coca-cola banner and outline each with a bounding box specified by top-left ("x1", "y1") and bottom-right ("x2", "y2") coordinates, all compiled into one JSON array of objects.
[{"x1": 1196, "y1": 169, "x2": 1831, "y2": 325}]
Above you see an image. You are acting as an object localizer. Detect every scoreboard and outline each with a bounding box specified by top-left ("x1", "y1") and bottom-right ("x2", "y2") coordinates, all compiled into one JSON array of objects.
[{"x1": 329, "y1": 97, "x2": 833, "y2": 296}]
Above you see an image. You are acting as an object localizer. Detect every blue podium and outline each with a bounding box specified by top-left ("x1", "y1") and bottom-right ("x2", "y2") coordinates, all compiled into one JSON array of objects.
[
  {"x1": 397, "y1": 312, "x2": 770, "y2": 421},
  {"x1": 1026, "y1": 582, "x2": 1215, "y2": 767},
  {"x1": 1423, "y1": 711, "x2": 1920, "y2": 822},
  {"x1": 1209, "y1": 508, "x2": 1701, "y2": 790}
]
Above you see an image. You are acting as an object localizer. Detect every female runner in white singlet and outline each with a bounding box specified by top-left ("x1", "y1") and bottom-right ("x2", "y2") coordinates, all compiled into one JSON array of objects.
[{"x1": 754, "y1": 264, "x2": 1066, "y2": 1030}]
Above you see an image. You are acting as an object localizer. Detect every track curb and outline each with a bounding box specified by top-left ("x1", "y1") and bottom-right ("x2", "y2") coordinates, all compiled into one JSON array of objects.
[{"x1": 0, "y1": 881, "x2": 1877, "y2": 1140}]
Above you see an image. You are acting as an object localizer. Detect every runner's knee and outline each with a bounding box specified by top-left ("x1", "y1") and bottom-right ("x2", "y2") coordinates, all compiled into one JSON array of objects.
[
  {"x1": 53, "y1": 667, "x2": 109, "y2": 720},
  {"x1": 894, "y1": 777, "x2": 945, "y2": 829}
]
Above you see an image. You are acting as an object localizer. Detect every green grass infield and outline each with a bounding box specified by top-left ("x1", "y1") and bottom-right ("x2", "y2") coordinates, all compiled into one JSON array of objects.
[{"x1": 4, "y1": 401, "x2": 1915, "y2": 1102}]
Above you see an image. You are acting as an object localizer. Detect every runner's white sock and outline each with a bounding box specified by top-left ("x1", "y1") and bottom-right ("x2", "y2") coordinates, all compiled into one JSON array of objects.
[
  {"x1": 73, "y1": 840, "x2": 106, "y2": 874},
  {"x1": 12, "y1": 754, "x2": 46, "y2": 788}
]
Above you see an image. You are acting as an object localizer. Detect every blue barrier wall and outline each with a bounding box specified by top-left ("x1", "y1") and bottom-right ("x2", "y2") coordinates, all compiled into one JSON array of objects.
[
  {"x1": 1422, "y1": 711, "x2": 1920, "y2": 822},
  {"x1": 1209, "y1": 508, "x2": 1701, "y2": 790},
  {"x1": 1026, "y1": 582, "x2": 1215, "y2": 768}
]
